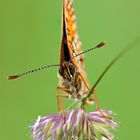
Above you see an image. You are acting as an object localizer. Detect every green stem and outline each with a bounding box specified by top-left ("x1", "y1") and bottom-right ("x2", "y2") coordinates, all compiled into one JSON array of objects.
[{"x1": 81, "y1": 38, "x2": 139, "y2": 104}]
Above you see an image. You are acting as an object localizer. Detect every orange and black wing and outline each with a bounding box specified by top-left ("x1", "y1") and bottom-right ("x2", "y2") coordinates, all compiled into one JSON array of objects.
[{"x1": 60, "y1": 0, "x2": 83, "y2": 65}]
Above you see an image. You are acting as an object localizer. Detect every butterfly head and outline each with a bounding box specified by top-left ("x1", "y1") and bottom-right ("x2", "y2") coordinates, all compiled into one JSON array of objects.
[{"x1": 59, "y1": 62, "x2": 76, "y2": 82}]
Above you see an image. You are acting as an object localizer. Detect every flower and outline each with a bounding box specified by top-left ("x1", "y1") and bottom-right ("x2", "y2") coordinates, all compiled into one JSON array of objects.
[{"x1": 30, "y1": 108, "x2": 117, "y2": 140}]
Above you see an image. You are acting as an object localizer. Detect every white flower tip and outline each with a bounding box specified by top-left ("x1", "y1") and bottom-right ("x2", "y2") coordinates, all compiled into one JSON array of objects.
[{"x1": 33, "y1": 116, "x2": 41, "y2": 131}]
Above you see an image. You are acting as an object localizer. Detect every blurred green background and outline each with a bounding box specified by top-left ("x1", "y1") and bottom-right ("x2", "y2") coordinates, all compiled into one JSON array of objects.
[{"x1": 0, "y1": 0, "x2": 140, "y2": 139}]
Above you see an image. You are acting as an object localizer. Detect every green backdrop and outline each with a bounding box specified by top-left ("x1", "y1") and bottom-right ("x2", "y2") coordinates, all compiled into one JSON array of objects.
[{"x1": 0, "y1": 0, "x2": 140, "y2": 139}]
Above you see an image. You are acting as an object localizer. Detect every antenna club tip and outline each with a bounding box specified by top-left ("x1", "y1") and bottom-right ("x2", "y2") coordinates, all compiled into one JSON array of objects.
[
  {"x1": 96, "y1": 41, "x2": 106, "y2": 48},
  {"x1": 7, "y1": 75, "x2": 19, "y2": 80},
  {"x1": 102, "y1": 41, "x2": 106, "y2": 45}
]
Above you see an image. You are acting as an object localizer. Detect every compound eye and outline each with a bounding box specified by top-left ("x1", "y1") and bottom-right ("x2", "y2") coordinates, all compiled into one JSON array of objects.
[
  {"x1": 59, "y1": 67, "x2": 64, "y2": 76},
  {"x1": 69, "y1": 65, "x2": 75, "y2": 76}
]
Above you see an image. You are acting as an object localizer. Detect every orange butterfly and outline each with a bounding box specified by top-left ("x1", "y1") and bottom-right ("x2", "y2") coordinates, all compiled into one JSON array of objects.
[{"x1": 7, "y1": 0, "x2": 106, "y2": 116}]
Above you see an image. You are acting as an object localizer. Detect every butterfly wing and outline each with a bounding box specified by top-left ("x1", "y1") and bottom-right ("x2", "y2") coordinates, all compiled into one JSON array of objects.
[
  {"x1": 60, "y1": 6, "x2": 71, "y2": 65},
  {"x1": 62, "y1": 0, "x2": 84, "y2": 65}
]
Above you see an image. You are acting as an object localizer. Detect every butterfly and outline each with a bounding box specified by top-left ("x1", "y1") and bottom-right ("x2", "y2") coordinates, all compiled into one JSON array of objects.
[{"x1": 7, "y1": 0, "x2": 110, "y2": 117}]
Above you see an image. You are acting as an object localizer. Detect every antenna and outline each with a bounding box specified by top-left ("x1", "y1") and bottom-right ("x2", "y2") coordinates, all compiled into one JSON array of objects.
[
  {"x1": 7, "y1": 64, "x2": 60, "y2": 80},
  {"x1": 7, "y1": 41, "x2": 106, "y2": 80},
  {"x1": 71, "y1": 41, "x2": 106, "y2": 60}
]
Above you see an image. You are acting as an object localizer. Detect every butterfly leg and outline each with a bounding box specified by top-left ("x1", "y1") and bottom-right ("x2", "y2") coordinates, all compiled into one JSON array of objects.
[
  {"x1": 79, "y1": 73, "x2": 112, "y2": 119},
  {"x1": 56, "y1": 86, "x2": 70, "y2": 115},
  {"x1": 78, "y1": 73, "x2": 94, "y2": 102},
  {"x1": 79, "y1": 72, "x2": 90, "y2": 90},
  {"x1": 92, "y1": 90, "x2": 112, "y2": 119}
]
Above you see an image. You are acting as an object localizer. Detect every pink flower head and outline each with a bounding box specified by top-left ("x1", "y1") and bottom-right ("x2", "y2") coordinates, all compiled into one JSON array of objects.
[{"x1": 30, "y1": 108, "x2": 117, "y2": 140}]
